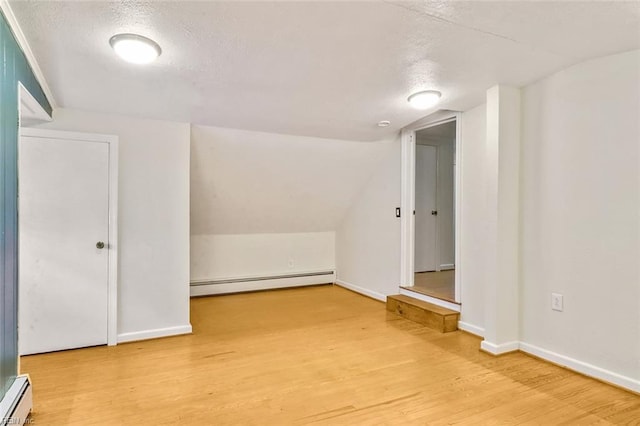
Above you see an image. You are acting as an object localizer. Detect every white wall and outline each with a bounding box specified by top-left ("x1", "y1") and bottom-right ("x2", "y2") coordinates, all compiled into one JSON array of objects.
[
  {"x1": 520, "y1": 50, "x2": 640, "y2": 387},
  {"x1": 191, "y1": 124, "x2": 393, "y2": 291},
  {"x1": 191, "y1": 232, "x2": 334, "y2": 281},
  {"x1": 436, "y1": 140, "x2": 455, "y2": 268},
  {"x1": 482, "y1": 85, "x2": 522, "y2": 354},
  {"x1": 36, "y1": 108, "x2": 191, "y2": 341},
  {"x1": 335, "y1": 139, "x2": 401, "y2": 301},
  {"x1": 458, "y1": 104, "x2": 487, "y2": 334}
]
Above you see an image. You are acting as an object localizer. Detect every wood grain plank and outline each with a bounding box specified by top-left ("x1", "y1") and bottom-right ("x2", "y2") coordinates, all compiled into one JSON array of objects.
[
  {"x1": 387, "y1": 294, "x2": 459, "y2": 332},
  {"x1": 20, "y1": 285, "x2": 639, "y2": 425}
]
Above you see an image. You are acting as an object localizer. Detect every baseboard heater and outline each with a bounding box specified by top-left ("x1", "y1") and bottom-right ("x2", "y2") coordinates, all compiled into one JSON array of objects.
[
  {"x1": 190, "y1": 270, "x2": 335, "y2": 297},
  {"x1": 0, "y1": 375, "x2": 32, "y2": 426}
]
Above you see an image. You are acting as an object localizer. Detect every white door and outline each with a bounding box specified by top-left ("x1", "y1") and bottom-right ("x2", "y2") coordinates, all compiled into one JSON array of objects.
[
  {"x1": 414, "y1": 145, "x2": 437, "y2": 272},
  {"x1": 19, "y1": 133, "x2": 110, "y2": 355}
]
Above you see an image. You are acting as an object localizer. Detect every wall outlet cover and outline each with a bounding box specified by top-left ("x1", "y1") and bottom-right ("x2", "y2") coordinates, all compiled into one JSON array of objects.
[{"x1": 551, "y1": 293, "x2": 563, "y2": 311}]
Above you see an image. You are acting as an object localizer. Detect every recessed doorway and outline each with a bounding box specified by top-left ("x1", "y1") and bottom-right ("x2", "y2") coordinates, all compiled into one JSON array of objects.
[
  {"x1": 399, "y1": 111, "x2": 461, "y2": 310},
  {"x1": 411, "y1": 122, "x2": 456, "y2": 302}
]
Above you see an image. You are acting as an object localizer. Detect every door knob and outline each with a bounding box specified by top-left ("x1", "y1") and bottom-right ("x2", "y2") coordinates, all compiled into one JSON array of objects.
[
  {"x1": 96, "y1": 241, "x2": 105, "y2": 249},
  {"x1": 431, "y1": 210, "x2": 438, "y2": 216}
]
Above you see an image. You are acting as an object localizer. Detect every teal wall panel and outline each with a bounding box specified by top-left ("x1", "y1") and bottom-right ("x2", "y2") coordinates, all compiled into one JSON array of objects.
[{"x1": 0, "y1": 9, "x2": 51, "y2": 398}]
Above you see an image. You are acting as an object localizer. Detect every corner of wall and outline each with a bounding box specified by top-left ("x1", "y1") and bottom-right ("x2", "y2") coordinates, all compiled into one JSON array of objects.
[{"x1": 335, "y1": 137, "x2": 402, "y2": 298}]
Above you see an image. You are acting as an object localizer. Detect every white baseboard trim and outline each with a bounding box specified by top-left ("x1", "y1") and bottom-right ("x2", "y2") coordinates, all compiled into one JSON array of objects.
[
  {"x1": 334, "y1": 279, "x2": 386, "y2": 302},
  {"x1": 480, "y1": 340, "x2": 519, "y2": 355},
  {"x1": 118, "y1": 324, "x2": 193, "y2": 344},
  {"x1": 398, "y1": 288, "x2": 461, "y2": 312},
  {"x1": 519, "y1": 342, "x2": 640, "y2": 394},
  {"x1": 440, "y1": 264, "x2": 455, "y2": 270},
  {"x1": 457, "y1": 321, "x2": 485, "y2": 338},
  {"x1": 477, "y1": 340, "x2": 640, "y2": 393},
  {"x1": 190, "y1": 271, "x2": 335, "y2": 297}
]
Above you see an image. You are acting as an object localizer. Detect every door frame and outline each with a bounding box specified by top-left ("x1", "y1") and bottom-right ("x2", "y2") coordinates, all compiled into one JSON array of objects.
[
  {"x1": 400, "y1": 110, "x2": 461, "y2": 302},
  {"x1": 18, "y1": 126, "x2": 119, "y2": 346}
]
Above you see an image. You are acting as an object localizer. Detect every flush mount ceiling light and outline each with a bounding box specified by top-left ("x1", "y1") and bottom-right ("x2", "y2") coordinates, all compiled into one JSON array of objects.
[
  {"x1": 407, "y1": 90, "x2": 442, "y2": 110},
  {"x1": 109, "y1": 33, "x2": 161, "y2": 64},
  {"x1": 377, "y1": 120, "x2": 391, "y2": 127}
]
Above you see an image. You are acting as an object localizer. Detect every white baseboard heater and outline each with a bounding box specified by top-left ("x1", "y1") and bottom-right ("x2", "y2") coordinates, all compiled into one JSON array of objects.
[
  {"x1": 190, "y1": 270, "x2": 335, "y2": 297},
  {"x1": 0, "y1": 375, "x2": 32, "y2": 426}
]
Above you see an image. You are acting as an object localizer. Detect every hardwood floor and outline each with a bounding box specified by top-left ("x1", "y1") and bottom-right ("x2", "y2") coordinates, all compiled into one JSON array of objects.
[
  {"x1": 406, "y1": 270, "x2": 456, "y2": 303},
  {"x1": 21, "y1": 285, "x2": 639, "y2": 425}
]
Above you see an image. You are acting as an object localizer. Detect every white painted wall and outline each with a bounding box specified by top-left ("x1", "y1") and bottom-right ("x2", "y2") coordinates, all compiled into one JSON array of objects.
[
  {"x1": 191, "y1": 124, "x2": 393, "y2": 290},
  {"x1": 458, "y1": 104, "x2": 487, "y2": 334},
  {"x1": 436, "y1": 140, "x2": 455, "y2": 268},
  {"x1": 482, "y1": 85, "x2": 521, "y2": 355},
  {"x1": 335, "y1": 140, "x2": 401, "y2": 301},
  {"x1": 520, "y1": 50, "x2": 640, "y2": 384},
  {"x1": 191, "y1": 232, "x2": 335, "y2": 281},
  {"x1": 35, "y1": 108, "x2": 191, "y2": 341}
]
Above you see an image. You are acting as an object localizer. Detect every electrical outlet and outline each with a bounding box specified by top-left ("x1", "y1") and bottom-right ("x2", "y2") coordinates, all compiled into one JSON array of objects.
[
  {"x1": 288, "y1": 259, "x2": 294, "y2": 269},
  {"x1": 551, "y1": 293, "x2": 563, "y2": 311}
]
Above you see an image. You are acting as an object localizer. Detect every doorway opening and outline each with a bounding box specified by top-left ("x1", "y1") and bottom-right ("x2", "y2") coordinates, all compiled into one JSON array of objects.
[
  {"x1": 399, "y1": 111, "x2": 461, "y2": 310},
  {"x1": 409, "y1": 121, "x2": 456, "y2": 302}
]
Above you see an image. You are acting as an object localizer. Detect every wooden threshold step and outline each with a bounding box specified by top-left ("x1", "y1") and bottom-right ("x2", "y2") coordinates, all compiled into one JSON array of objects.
[{"x1": 386, "y1": 294, "x2": 459, "y2": 333}]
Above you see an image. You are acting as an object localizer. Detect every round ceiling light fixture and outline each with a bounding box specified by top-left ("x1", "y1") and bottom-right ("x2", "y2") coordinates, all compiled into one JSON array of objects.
[
  {"x1": 407, "y1": 90, "x2": 442, "y2": 110},
  {"x1": 109, "y1": 33, "x2": 162, "y2": 64},
  {"x1": 377, "y1": 120, "x2": 391, "y2": 127}
]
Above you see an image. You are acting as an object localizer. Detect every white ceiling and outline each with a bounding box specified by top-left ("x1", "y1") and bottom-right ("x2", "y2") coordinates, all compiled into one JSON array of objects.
[{"x1": 10, "y1": 1, "x2": 640, "y2": 142}]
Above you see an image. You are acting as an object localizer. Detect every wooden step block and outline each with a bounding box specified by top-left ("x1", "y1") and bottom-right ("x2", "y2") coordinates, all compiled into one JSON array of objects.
[{"x1": 386, "y1": 294, "x2": 459, "y2": 333}]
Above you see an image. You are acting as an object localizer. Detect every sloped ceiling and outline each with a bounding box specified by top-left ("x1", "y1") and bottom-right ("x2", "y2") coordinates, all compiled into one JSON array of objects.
[
  {"x1": 190, "y1": 125, "x2": 395, "y2": 235},
  {"x1": 10, "y1": 1, "x2": 640, "y2": 141}
]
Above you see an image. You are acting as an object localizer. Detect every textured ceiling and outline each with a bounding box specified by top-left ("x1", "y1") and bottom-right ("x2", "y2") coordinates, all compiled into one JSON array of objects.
[{"x1": 10, "y1": 1, "x2": 640, "y2": 141}]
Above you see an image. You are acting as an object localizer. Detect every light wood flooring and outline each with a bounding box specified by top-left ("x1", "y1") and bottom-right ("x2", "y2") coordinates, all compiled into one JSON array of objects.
[
  {"x1": 21, "y1": 285, "x2": 639, "y2": 425},
  {"x1": 405, "y1": 270, "x2": 456, "y2": 303}
]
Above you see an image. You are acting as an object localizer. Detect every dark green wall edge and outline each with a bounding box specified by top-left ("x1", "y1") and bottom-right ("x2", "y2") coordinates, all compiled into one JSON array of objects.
[{"x1": 1, "y1": 8, "x2": 52, "y2": 397}]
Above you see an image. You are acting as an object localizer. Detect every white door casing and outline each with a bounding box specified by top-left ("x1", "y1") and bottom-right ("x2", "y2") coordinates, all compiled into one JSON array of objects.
[
  {"x1": 414, "y1": 145, "x2": 438, "y2": 272},
  {"x1": 18, "y1": 128, "x2": 118, "y2": 354}
]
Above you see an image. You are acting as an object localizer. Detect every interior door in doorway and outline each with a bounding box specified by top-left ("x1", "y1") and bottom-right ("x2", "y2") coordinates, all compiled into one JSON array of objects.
[
  {"x1": 19, "y1": 133, "x2": 110, "y2": 355},
  {"x1": 414, "y1": 144, "x2": 437, "y2": 272}
]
